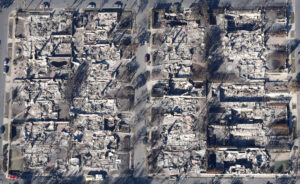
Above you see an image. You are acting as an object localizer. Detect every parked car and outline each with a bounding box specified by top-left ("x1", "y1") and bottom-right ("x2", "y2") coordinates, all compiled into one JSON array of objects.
[
  {"x1": 114, "y1": 1, "x2": 123, "y2": 8},
  {"x1": 9, "y1": 170, "x2": 20, "y2": 176},
  {"x1": 84, "y1": 174, "x2": 103, "y2": 182},
  {"x1": 44, "y1": 2, "x2": 50, "y2": 9},
  {"x1": 40, "y1": 2, "x2": 50, "y2": 8},
  {"x1": 20, "y1": 172, "x2": 33, "y2": 179},
  {"x1": 0, "y1": 125, "x2": 5, "y2": 134},
  {"x1": 87, "y1": 2, "x2": 96, "y2": 8},
  {"x1": 7, "y1": 174, "x2": 18, "y2": 180},
  {"x1": 145, "y1": 53, "x2": 150, "y2": 63},
  {"x1": 4, "y1": 57, "x2": 10, "y2": 65},
  {"x1": 3, "y1": 65, "x2": 9, "y2": 74}
]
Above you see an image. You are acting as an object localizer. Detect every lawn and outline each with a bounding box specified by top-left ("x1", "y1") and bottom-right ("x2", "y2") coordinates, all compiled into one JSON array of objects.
[
  {"x1": 273, "y1": 160, "x2": 290, "y2": 173},
  {"x1": 10, "y1": 148, "x2": 24, "y2": 171}
]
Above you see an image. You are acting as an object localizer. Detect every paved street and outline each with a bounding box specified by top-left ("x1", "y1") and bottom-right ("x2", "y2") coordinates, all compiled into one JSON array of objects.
[
  {"x1": 295, "y1": 0, "x2": 300, "y2": 44},
  {"x1": 295, "y1": 0, "x2": 300, "y2": 128},
  {"x1": 0, "y1": 1, "x2": 17, "y2": 183},
  {"x1": 294, "y1": 0, "x2": 300, "y2": 180}
]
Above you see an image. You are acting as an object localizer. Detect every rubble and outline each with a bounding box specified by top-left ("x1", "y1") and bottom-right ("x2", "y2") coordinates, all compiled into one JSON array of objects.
[
  {"x1": 4, "y1": 2, "x2": 295, "y2": 181},
  {"x1": 147, "y1": 3, "x2": 294, "y2": 178},
  {"x1": 7, "y1": 8, "x2": 135, "y2": 178}
]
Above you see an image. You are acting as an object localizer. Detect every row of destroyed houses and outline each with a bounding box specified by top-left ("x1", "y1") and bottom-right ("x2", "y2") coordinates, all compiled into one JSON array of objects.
[
  {"x1": 147, "y1": 3, "x2": 294, "y2": 177},
  {"x1": 5, "y1": 8, "x2": 135, "y2": 178}
]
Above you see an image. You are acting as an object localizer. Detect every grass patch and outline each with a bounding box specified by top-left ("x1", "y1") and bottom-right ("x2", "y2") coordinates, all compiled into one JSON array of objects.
[
  {"x1": 290, "y1": 30, "x2": 294, "y2": 38},
  {"x1": 8, "y1": 19, "x2": 13, "y2": 39},
  {"x1": 119, "y1": 11, "x2": 133, "y2": 29},
  {"x1": 148, "y1": 13, "x2": 151, "y2": 30},
  {"x1": 291, "y1": 50, "x2": 295, "y2": 58},
  {"x1": 3, "y1": 124, "x2": 8, "y2": 141},
  {"x1": 290, "y1": 12, "x2": 294, "y2": 24},
  {"x1": 290, "y1": 58, "x2": 295, "y2": 73},
  {"x1": 293, "y1": 119, "x2": 297, "y2": 139},
  {"x1": 2, "y1": 144, "x2": 8, "y2": 172},
  {"x1": 273, "y1": 160, "x2": 290, "y2": 173},
  {"x1": 10, "y1": 148, "x2": 23, "y2": 171}
]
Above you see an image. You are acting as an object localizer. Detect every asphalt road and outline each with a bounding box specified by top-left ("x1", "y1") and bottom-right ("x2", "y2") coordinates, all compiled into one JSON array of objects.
[
  {"x1": 106, "y1": 176, "x2": 279, "y2": 184},
  {"x1": 295, "y1": 0, "x2": 300, "y2": 75},
  {"x1": 295, "y1": 0, "x2": 300, "y2": 119},
  {"x1": 294, "y1": 0, "x2": 300, "y2": 180},
  {"x1": 0, "y1": 2, "x2": 17, "y2": 184}
]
